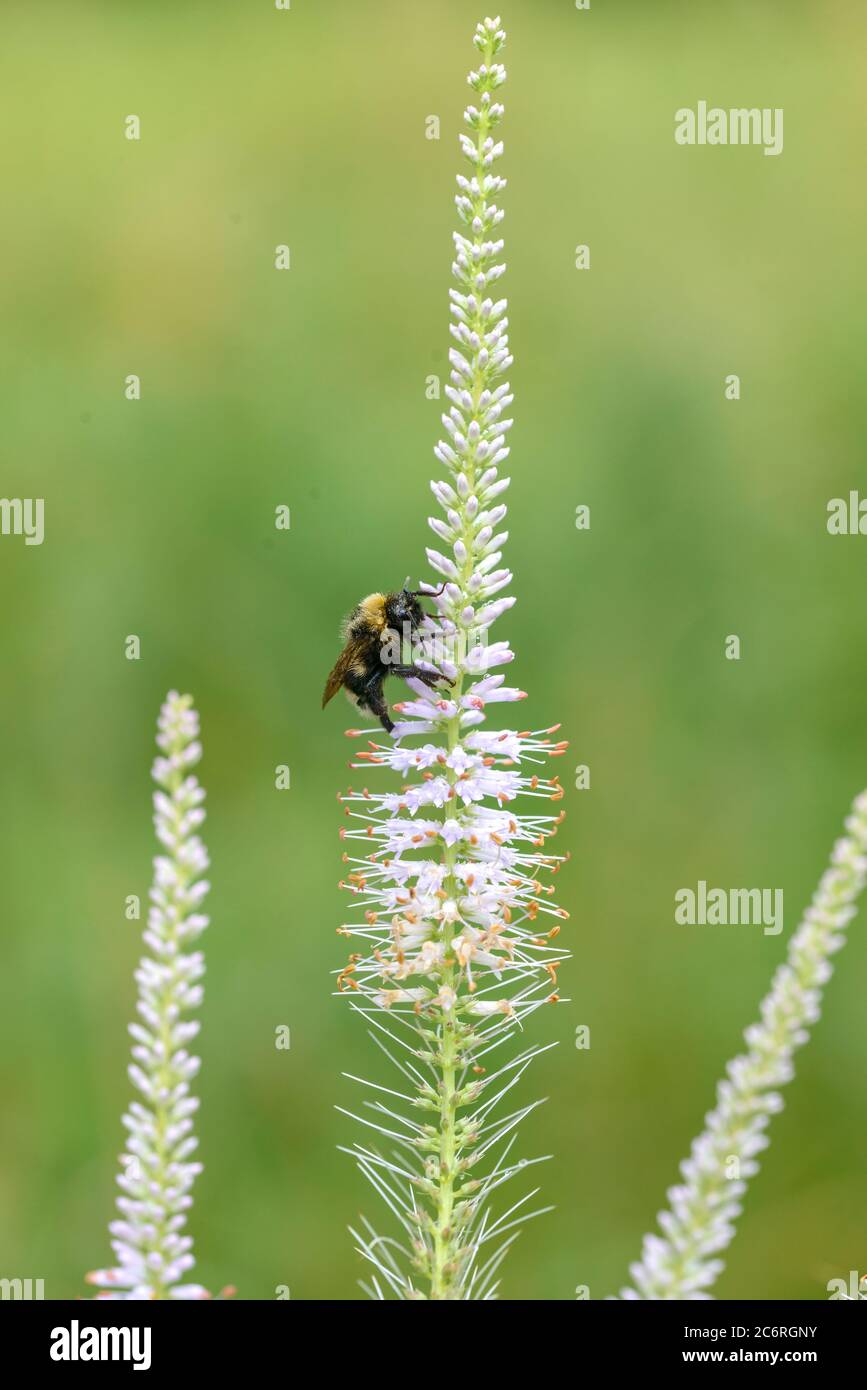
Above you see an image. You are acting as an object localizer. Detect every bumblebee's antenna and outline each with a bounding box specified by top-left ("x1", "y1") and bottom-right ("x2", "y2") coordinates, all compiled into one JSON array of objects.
[{"x1": 411, "y1": 583, "x2": 446, "y2": 599}]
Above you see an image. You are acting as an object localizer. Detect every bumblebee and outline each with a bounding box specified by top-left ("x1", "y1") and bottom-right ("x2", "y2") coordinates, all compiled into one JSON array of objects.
[{"x1": 322, "y1": 582, "x2": 449, "y2": 733}]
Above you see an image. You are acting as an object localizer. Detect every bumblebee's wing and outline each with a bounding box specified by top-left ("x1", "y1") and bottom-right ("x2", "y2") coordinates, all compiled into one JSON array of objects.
[{"x1": 322, "y1": 643, "x2": 358, "y2": 708}]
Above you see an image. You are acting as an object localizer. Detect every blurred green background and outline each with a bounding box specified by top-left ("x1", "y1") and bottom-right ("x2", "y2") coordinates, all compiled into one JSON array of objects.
[{"x1": 1, "y1": 0, "x2": 865, "y2": 1301}]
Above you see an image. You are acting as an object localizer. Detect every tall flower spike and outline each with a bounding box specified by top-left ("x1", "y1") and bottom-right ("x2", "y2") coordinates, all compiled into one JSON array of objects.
[
  {"x1": 335, "y1": 17, "x2": 569, "y2": 1301},
  {"x1": 621, "y1": 789, "x2": 867, "y2": 1300},
  {"x1": 87, "y1": 691, "x2": 213, "y2": 1300}
]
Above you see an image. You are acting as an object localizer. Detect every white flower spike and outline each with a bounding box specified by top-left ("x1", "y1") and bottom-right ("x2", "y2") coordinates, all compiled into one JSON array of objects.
[
  {"x1": 335, "y1": 17, "x2": 570, "y2": 1301},
  {"x1": 87, "y1": 691, "x2": 214, "y2": 1300},
  {"x1": 622, "y1": 789, "x2": 867, "y2": 1300}
]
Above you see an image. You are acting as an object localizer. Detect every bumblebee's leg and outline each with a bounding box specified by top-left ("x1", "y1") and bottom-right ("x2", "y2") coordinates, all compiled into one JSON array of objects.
[
  {"x1": 388, "y1": 664, "x2": 454, "y2": 688},
  {"x1": 359, "y1": 669, "x2": 395, "y2": 734},
  {"x1": 371, "y1": 698, "x2": 395, "y2": 734},
  {"x1": 364, "y1": 688, "x2": 394, "y2": 734}
]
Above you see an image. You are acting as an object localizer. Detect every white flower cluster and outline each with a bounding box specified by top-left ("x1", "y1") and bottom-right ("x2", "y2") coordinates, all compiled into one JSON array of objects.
[
  {"x1": 88, "y1": 691, "x2": 212, "y2": 1300},
  {"x1": 336, "y1": 18, "x2": 570, "y2": 1301},
  {"x1": 622, "y1": 790, "x2": 867, "y2": 1299}
]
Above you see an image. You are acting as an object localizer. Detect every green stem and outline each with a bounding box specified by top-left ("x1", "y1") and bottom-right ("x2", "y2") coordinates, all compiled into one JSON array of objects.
[{"x1": 426, "y1": 28, "x2": 501, "y2": 1300}]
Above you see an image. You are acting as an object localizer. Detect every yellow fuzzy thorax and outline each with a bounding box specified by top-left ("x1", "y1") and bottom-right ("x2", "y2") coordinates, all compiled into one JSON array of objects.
[{"x1": 359, "y1": 593, "x2": 387, "y2": 629}]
